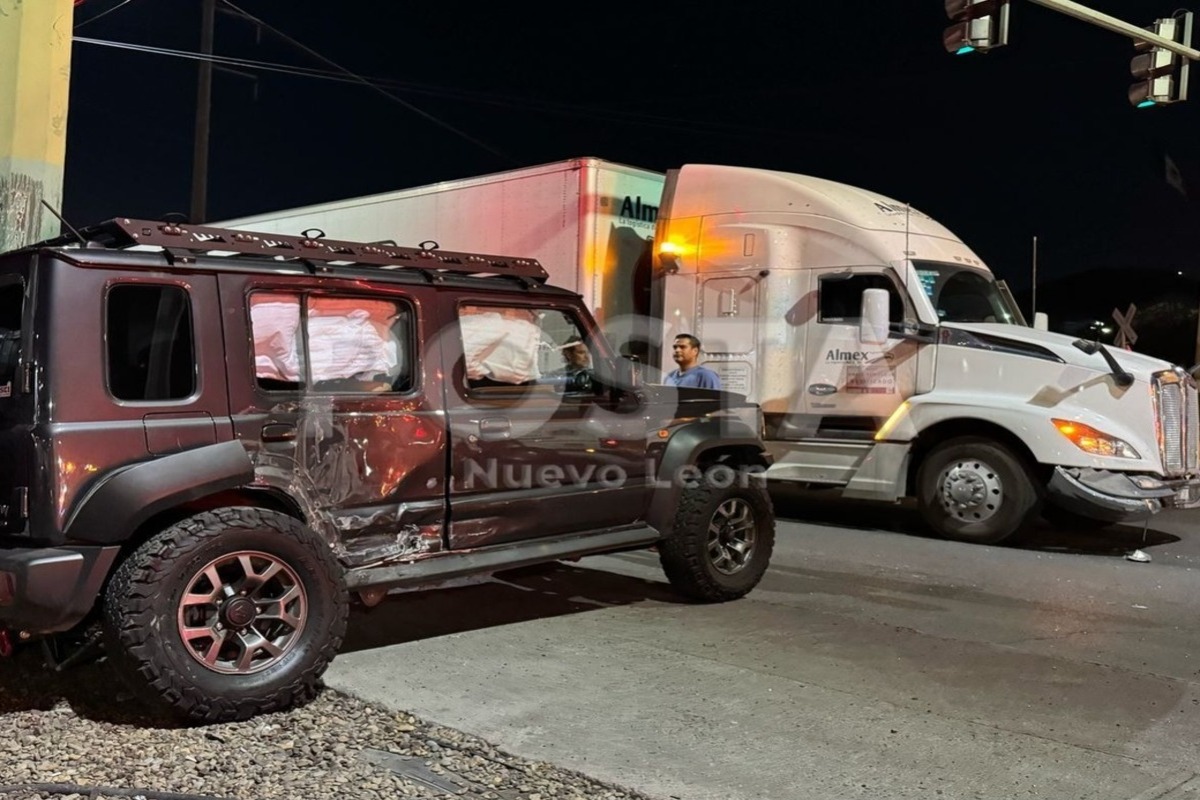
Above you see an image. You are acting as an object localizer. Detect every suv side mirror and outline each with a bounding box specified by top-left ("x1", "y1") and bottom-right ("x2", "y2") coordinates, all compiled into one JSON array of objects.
[
  {"x1": 860, "y1": 288, "x2": 890, "y2": 345},
  {"x1": 1033, "y1": 312, "x2": 1049, "y2": 331}
]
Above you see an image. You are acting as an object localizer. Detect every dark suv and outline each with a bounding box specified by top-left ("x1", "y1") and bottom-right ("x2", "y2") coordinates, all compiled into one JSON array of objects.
[{"x1": 0, "y1": 219, "x2": 774, "y2": 722}]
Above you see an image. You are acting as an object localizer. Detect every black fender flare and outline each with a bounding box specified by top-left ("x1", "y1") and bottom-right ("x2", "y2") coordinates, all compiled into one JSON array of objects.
[
  {"x1": 64, "y1": 440, "x2": 255, "y2": 544},
  {"x1": 646, "y1": 418, "x2": 770, "y2": 538}
]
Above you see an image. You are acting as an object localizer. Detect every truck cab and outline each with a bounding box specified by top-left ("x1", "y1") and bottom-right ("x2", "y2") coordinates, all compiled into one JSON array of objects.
[{"x1": 654, "y1": 164, "x2": 1200, "y2": 544}]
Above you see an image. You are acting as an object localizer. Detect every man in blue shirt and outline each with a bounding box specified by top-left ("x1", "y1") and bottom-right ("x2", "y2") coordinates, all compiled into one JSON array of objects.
[{"x1": 663, "y1": 334, "x2": 721, "y2": 389}]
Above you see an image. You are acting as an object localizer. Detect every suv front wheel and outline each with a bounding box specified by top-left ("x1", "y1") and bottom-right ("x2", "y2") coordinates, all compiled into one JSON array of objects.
[
  {"x1": 102, "y1": 507, "x2": 348, "y2": 723},
  {"x1": 658, "y1": 466, "x2": 775, "y2": 602}
]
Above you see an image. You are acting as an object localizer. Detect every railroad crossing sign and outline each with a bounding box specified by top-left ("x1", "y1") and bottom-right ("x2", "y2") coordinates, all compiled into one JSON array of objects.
[{"x1": 1113, "y1": 304, "x2": 1138, "y2": 348}]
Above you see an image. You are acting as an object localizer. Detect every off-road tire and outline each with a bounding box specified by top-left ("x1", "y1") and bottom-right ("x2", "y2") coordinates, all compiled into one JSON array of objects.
[
  {"x1": 916, "y1": 437, "x2": 1040, "y2": 545},
  {"x1": 659, "y1": 466, "x2": 775, "y2": 602},
  {"x1": 102, "y1": 507, "x2": 348, "y2": 723}
]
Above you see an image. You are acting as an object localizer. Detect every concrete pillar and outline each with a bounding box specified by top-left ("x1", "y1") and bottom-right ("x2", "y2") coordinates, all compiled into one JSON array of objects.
[{"x1": 0, "y1": 0, "x2": 74, "y2": 251}]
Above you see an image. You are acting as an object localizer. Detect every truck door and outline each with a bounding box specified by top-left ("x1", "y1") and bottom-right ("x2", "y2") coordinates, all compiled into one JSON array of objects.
[
  {"x1": 804, "y1": 268, "x2": 919, "y2": 436},
  {"x1": 697, "y1": 275, "x2": 760, "y2": 398}
]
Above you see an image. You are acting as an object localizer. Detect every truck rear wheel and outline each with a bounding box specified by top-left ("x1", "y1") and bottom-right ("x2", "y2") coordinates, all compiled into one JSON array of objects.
[
  {"x1": 102, "y1": 507, "x2": 348, "y2": 723},
  {"x1": 659, "y1": 466, "x2": 775, "y2": 601},
  {"x1": 916, "y1": 437, "x2": 1039, "y2": 545}
]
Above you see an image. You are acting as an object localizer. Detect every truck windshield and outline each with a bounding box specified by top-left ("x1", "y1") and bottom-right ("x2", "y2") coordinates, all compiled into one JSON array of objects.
[{"x1": 912, "y1": 261, "x2": 1024, "y2": 325}]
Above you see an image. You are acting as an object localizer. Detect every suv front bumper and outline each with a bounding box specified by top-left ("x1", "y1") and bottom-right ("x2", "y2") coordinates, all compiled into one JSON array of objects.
[
  {"x1": 1047, "y1": 467, "x2": 1198, "y2": 523},
  {"x1": 0, "y1": 546, "x2": 119, "y2": 635}
]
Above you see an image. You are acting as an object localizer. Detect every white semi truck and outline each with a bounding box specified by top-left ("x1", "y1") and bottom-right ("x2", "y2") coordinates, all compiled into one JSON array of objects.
[{"x1": 222, "y1": 157, "x2": 1200, "y2": 544}]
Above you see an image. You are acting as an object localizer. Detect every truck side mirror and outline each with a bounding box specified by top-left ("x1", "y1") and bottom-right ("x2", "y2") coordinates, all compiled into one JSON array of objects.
[
  {"x1": 860, "y1": 288, "x2": 890, "y2": 345},
  {"x1": 1033, "y1": 312, "x2": 1049, "y2": 331}
]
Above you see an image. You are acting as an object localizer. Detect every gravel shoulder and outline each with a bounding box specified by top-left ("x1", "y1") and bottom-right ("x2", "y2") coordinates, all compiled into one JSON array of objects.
[{"x1": 0, "y1": 647, "x2": 651, "y2": 800}]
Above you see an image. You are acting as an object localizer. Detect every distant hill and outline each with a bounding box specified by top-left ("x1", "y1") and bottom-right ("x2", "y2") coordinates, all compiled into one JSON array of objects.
[{"x1": 1012, "y1": 268, "x2": 1200, "y2": 368}]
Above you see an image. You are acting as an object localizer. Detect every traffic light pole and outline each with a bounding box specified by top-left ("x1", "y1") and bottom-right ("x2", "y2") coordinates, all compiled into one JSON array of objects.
[{"x1": 1027, "y1": 0, "x2": 1200, "y2": 61}]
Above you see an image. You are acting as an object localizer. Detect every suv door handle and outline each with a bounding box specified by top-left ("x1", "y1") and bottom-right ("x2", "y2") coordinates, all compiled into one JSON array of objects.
[
  {"x1": 478, "y1": 417, "x2": 511, "y2": 440},
  {"x1": 261, "y1": 423, "x2": 297, "y2": 442}
]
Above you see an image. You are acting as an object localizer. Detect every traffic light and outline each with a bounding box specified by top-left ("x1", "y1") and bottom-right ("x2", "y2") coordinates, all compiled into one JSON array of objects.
[
  {"x1": 944, "y1": 0, "x2": 1011, "y2": 55},
  {"x1": 1129, "y1": 12, "x2": 1193, "y2": 108}
]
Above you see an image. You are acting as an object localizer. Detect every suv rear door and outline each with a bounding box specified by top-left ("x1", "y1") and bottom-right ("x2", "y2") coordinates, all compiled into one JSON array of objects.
[{"x1": 222, "y1": 276, "x2": 447, "y2": 566}]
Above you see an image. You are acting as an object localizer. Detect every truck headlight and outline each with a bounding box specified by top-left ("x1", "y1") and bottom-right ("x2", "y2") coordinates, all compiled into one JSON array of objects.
[{"x1": 1053, "y1": 419, "x2": 1140, "y2": 459}]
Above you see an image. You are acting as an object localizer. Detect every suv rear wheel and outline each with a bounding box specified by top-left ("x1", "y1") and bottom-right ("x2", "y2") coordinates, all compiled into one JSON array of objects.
[
  {"x1": 658, "y1": 466, "x2": 775, "y2": 602},
  {"x1": 102, "y1": 507, "x2": 347, "y2": 723}
]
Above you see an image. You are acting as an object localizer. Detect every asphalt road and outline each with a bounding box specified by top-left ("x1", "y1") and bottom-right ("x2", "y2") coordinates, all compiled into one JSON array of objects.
[{"x1": 326, "y1": 494, "x2": 1200, "y2": 800}]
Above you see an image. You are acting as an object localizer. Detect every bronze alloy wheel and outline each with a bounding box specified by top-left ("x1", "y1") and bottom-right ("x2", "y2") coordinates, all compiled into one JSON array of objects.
[{"x1": 176, "y1": 550, "x2": 308, "y2": 675}]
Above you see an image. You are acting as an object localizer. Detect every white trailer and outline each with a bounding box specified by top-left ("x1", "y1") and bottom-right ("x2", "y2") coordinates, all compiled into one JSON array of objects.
[
  {"x1": 222, "y1": 159, "x2": 1200, "y2": 545},
  {"x1": 221, "y1": 158, "x2": 665, "y2": 327}
]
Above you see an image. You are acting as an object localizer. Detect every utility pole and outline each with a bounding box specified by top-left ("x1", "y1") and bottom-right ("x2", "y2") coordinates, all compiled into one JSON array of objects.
[
  {"x1": 0, "y1": 0, "x2": 75, "y2": 250},
  {"x1": 190, "y1": 0, "x2": 216, "y2": 224}
]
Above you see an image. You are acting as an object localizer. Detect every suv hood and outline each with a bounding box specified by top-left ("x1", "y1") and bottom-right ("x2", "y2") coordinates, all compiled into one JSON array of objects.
[{"x1": 945, "y1": 322, "x2": 1180, "y2": 376}]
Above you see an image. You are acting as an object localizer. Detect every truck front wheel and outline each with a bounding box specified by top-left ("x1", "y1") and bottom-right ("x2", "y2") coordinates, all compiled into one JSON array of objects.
[
  {"x1": 916, "y1": 437, "x2": 1039, "y2": 545},
  {"x1": 659, "y1": 466, "x2": 775, "y2": 602},
  {"x1": 102, "y1": 507, "x2": 348, "y2": 723}
]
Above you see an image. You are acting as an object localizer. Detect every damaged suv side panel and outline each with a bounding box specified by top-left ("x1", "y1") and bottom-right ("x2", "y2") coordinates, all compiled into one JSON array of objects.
[
  {"x1": 0, "y1": 219, "x2": 776, "y2": 724},
  {"x1": 218, "y1": 274, "x2": 448, "y2": 567}
]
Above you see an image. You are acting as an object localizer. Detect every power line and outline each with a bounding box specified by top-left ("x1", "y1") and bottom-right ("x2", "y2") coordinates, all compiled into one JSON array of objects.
[
  {"x1": 217, "y1": 0, "x2": 516, "y2": 165},
  {"x1": 74, "y1": 0, "x2": 140, "y2": 30},
  {"x1": 70, "y1": 36, "x2": 907, "y2": 150}
]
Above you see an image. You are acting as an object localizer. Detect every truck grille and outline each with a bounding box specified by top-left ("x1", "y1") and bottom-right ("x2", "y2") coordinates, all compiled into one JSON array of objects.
[{"x1": 1154, "y1": 370, "x2": 1199, "y2": 477}]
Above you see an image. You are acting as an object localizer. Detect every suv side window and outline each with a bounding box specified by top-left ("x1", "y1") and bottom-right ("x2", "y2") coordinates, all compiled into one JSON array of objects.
[
  {"x1": 250, "y1": 292, "x2": 414, "y2": 394},
  {"x1": 818, "y1": 274, "x2": 905, "y2": 324},
  {"x1": 459, "y1": 304, "x2": 593, "y2": 392},
  {"x1": 107, "y1": 284, "x2": 196, "y2": 401}
]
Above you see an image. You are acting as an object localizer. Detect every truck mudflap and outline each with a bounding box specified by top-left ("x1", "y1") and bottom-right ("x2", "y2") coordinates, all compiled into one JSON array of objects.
[
  {"x1": 0, "y1": 545, "x2": 120, "y2": 635},
  {"x1": 1047, "y1": 467, "x2": 1187, "y2": 522}
]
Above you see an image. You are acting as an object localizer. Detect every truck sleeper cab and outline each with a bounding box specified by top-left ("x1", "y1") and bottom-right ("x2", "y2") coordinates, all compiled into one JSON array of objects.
[{"x1": 654, "y1": 164, "x2": 1200, "y2": 544}]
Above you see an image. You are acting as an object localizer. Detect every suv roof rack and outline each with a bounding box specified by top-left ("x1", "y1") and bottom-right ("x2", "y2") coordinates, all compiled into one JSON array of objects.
[{"x1": 41, "y1": 218, "x2": 550, "y2": 283}]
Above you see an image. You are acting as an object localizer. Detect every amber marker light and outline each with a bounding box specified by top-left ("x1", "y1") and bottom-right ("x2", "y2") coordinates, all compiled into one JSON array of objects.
[{"x1": 1052, "y1": 418, "x2": 1140, "y2": 459}]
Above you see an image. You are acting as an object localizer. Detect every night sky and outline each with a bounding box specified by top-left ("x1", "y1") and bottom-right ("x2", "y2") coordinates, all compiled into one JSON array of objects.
[{"x1": 65, "y1": 1, "x2": 1200, "y2": 295}]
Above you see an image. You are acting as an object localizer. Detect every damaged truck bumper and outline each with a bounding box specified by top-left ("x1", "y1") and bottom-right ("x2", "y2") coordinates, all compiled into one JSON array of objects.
[{"x1": 1047, "y1": 466, "x2": 1199, "y2": 523}]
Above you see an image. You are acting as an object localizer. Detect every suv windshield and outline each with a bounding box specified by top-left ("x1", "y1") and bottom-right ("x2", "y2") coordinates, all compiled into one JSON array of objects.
[{"x1": 913, "y1": 261, "x2": 1024, "y2": 325}]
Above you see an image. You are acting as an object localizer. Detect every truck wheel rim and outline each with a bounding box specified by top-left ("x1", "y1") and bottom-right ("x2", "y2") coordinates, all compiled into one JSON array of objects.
[
  {"x1": 707, "y1": 498, "x2": 757, "y2": 575},
  {"x1": 938, "y1": 459, "x2": 1003, "y2": 523},
  {"x1": 176, "y1": 550, "x2": 308, "y2": 675}
]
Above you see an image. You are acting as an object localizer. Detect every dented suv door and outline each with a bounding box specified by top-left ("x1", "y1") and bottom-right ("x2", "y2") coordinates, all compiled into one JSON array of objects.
[{"x1": 221, "y1": 274, "x2": 448, "y2": 566}]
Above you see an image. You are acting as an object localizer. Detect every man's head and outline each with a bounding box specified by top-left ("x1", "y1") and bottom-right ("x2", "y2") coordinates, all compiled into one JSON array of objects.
[
  {"x1": 671, "y1": 334, "x2": 702, "y2": 371},
  {"x1": 563, "y1": 339, "x2": 590, "y2": 369}
]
